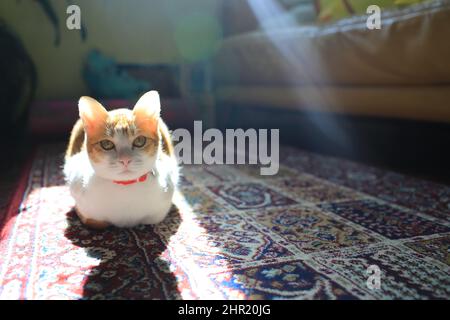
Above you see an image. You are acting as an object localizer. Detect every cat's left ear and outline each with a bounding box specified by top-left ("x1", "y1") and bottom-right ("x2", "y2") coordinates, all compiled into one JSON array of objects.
[{"x1": 133, "y1": 91, "x2": 161, "y2": 135}]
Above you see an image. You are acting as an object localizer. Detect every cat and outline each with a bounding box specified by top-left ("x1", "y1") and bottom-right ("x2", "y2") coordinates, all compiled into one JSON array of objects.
[{"x1": 63, "y1": 91, "x2": 179, "y2": 229}]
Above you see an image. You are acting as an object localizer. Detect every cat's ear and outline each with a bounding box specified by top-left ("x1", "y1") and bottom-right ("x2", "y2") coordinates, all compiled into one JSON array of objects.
[
  {"x1": 133, "y1": 91, "x2": 161, "y2": 135},
  {"x1": 78, "y1": 96, "x2": 108, "y2": 136}
]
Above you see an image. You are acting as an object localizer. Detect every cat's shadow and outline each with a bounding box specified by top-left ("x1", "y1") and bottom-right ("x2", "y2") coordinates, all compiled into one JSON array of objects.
[{"x1": 64, "y1": 205, "x2": 182, "y2": 299}]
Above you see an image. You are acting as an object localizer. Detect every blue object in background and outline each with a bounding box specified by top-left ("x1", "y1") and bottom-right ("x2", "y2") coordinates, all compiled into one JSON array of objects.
[{"x1": 83, "y1": 50, "x2": 150, "y2": 99}]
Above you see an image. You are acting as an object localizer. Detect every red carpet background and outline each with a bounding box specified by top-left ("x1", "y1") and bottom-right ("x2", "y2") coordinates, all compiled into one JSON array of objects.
[{"x1": 0, "y1": 144, "x2": 449, "y2": 299}]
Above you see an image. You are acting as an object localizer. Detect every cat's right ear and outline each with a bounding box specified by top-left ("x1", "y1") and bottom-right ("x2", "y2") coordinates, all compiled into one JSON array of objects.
[{"x1": 78, "y1": 96, "x2": 108, "y2": 136}]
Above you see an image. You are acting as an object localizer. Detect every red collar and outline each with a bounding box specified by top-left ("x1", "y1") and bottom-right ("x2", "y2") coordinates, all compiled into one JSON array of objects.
[{"x1": 113, "y1": 173, "x2": 148, "y2": 186}]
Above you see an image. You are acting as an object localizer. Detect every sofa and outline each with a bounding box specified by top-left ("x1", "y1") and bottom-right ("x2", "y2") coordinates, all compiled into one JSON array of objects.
[{"x1": 212, "y1": 0, "x2": 450, "y2": 124}]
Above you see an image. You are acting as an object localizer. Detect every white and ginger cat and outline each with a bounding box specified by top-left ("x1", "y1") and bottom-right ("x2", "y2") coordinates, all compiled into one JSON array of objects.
[{"x1": 63, "y1": 91, "x2": 179, "y2": 229}]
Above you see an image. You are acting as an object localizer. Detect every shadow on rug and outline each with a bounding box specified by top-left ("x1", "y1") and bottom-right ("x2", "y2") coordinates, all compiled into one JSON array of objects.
[{"x1": 63, "y1": 207, "x2": 182, "y2": 299}]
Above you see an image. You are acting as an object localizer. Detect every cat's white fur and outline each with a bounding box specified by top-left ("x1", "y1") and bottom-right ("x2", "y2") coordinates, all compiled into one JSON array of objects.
[
  {"x1": 64, "y1": 150, "x2": 178, "y2": 228},
  {"x1": 63, "y1": 92, "x2": 179, "y2": 228}
]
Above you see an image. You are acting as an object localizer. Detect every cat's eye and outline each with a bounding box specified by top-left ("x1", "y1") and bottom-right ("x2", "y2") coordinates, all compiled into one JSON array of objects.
[
  {"x1": 100, "y1": 139, "x2": 115, "y2": 151},
  {"x1": 133, "y1": 136, "x2": 147, "y2": 148}
]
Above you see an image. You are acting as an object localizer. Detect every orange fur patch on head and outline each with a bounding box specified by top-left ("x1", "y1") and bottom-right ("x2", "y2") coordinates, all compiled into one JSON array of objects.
[
  {"x1": 140, "y1": 131, "x2": 159, "y2": 157},
  {"x1": 106, "y1": 109, "x2": 137, "y2": 138},
  {"x1": 86, "y1": 139, "x2": 105, "y2": 164}
]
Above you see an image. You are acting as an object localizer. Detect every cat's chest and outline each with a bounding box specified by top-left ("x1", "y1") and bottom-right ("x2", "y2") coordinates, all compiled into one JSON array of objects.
[
  {"x1": 82, "y1": 173, "x2": 170, "y2": 207},
  {"x1": 70, "y1": 170, "x2": 175, "y2": 225}
]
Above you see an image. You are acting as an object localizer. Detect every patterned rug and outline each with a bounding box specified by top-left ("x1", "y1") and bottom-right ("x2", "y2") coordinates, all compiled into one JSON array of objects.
[{"x1": 0, "y1": 144, "x2": 449, "y2": 299}]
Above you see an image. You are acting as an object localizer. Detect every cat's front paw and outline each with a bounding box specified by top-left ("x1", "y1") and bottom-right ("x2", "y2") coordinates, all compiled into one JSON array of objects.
[{"x1": 75, "y1": 207, "x2": 110, "y2": 230}]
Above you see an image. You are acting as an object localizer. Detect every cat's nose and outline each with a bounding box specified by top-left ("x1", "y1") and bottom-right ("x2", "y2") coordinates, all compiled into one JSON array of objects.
[{"x1": 119, "y1": 158, "x2": 132, "y2": 167}]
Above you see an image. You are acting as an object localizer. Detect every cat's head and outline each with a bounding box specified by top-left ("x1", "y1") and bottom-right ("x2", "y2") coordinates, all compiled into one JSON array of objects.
[{"x1": 78, "y1": 91, "x2": 162, "y2": 181}]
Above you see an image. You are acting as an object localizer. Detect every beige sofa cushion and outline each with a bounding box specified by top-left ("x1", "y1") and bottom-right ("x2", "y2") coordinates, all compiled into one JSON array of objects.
[{"x1": 215, "y1": 85, "x2": 450, "y2": 123}]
